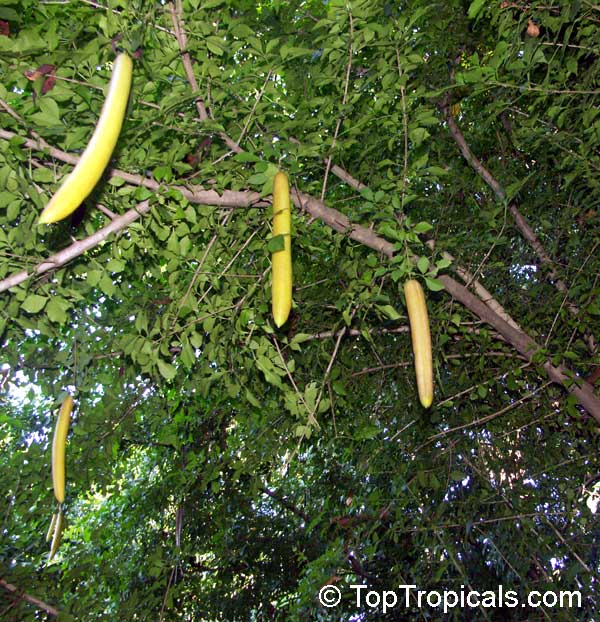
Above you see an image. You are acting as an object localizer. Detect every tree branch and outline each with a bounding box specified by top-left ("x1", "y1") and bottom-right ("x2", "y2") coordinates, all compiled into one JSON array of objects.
[
  {"x1": 168, "y1": 0, "x2": 208, "y2": 121},
  {"x1": 260, "y1": 487, "x2": 310, "y2": 522},
  {"x1": 441, "y1": 101, "x2": 595, "y2": 351},
  {"x1": 168, "y1": 1, "x2": 241, "y2": 154},
  {"x1": 0, "y1": 128, "x2": 267, "y2": 208},
  {"x1": 1, "y1": 130, "x2": 597, "y2": 420},
  {"x1": 0, "y1": 578, "x2": 59, "y2": 617},
  {"x1": 0, "y1": 200, "x2": 151, "y2": 293}
]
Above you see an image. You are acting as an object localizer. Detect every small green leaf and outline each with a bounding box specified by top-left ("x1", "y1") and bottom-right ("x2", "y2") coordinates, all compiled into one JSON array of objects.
[
  {"x1": 233, "y1": 152, "x2": 261, "y2": 163},
  {"x1": 268, "y1": 234, "x2": 286, "y2": 253},
  {"x1": 157, "y1": 359, "x2": 177, "y2": 381},
  {"x1": 22, "y1": 294, "x2": 48, "y2": 313},
  {"x1": 424, "y1": 277, "x2": 444, "y2": 292},
  {"x1": 245, "y1": 388, "x2": 261, "y2": 408},
  {"x1": 413, "y1": 221, "x2": 433, "y2": 234},
  {"x1": 46, "y1": 298, "x2": 70, "y2": 324},
  {"x1": 377, "y1": 304, "x2": 402, "y2": 320},
  {"x1": 354, "y1": 424, "x2": 379, "y2": 440},
  {"x1": 247, "y1": 173, "x2": 267, "y2": 186},
  {"x1": 417, "y1": 256, "x2": 430, "y2": 274},
  {"x1": 468, "y1": 0, "x2": 486, "y2": 20},
  {"x1": 98, "y1": 274, "x2": 117, "y2": 297},
  {"x1": 106, "y1": 259, "x2": 125, "y2": 272}
]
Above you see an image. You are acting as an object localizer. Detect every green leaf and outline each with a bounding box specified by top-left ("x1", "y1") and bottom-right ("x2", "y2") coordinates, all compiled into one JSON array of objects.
[
  {"x1": 413, "y1": 221, "x2": 433, "y2": 234},
  {"x1": 46, "y1": 297, "x2": 70, "y2": 324},
  {"x1": 417, "y1": 256, "x2": 430, "y2": 274},
  {"x1": 157, "y1": 359, "x2": 177, "y2": 381},
  {"x1": 233, "y1": 152, "x2": 261, "y2": 163},
  {"x1": 106, "y1": 259, "x2": 125, "y2": 272},
  {"x1": 376, "y1": 304, "x2": 402, "y2": 320},
  {"x1": 424, "y1": 277, "x2": 444, "y2": 292},
  {"x1": 468, "y1": 0, "x2": 486, "y2": 20},
  {"x1": 268, "y1": 234, "x2": 286, "y2": 253},
  {"x1": 354, "y1": 424, "x2": 379, "y2": 440},
  {"x1": 21, "y1": 294, "x2": 48, "y2": 313}
]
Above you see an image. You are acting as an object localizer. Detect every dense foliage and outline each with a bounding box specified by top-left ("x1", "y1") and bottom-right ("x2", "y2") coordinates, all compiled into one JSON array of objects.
[{"x1": 1, "y1": 0, "x2": 599, "y2": 620}]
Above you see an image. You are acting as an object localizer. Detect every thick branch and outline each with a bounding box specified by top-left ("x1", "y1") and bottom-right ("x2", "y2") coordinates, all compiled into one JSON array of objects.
[
  {"x1": 444, "y1": 107, "x2": 595, "y2": 353},
  {"x1": 0, "y1": 578, "x2": 59, "y2": 617},
  {"x1": 260, "y1": 487, "x2": 310, "y2": 522},
  {"x1": 0, "y1": 129, "x2": 267, "y2": 208},
  {"x1": 1, "y1": 133, "x2": 598, "y2": 420},
  {"x1": 0, "y1": 200, "x2": 151, "y2": 293}
]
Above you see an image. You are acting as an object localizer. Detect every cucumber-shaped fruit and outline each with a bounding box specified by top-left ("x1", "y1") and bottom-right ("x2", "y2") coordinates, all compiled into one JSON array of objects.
[
  {"x1": 45, "y1": 512, "x2": 58, "y2": 543},
  {"x1": 39, "y1": 53, "x2": 133, "y2": 224},
  {"x1": 52, "y1": 395, "x2": 74, "y2": 504},
  {"x1": 48, "y1": 510, "x2": 65, "y2": 562},
  {"x1": 404, "y1": 279, "x2": 433, "y2": 408},
  {"x1": 271, "y1": 171, "x2": 292, "y2": 327}
]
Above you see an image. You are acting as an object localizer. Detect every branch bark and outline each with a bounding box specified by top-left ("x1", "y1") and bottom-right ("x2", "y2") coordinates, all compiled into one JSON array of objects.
[
  {"x1": 0, "y1": 578, "x2": 59, "y2": 617},
  {"x1": 1, "y1": 127, "x2": 598, "y2": 420},
  {"x1": 0, "y1": 129, "x2": 267, "y2": 208},
  {"x1": 260, "y1": 487, "x2": 310, "y2": 522},
  {"x1": 0, "y1": 200, "x2": 151, "y2": 293},
  {"x1": 442, "y1": 104, "x2": 596, "y2": 351}
]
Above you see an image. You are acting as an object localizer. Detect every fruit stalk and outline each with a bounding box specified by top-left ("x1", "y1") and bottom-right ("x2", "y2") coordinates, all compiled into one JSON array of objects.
[
  {"x1": 271, "y1": 171, "x2": 292, "y2": 327},
  {"x1": 404, "y1": 279, "x2": 433, "y2": 408},
  {"x1": 39, "y1": 53, "x2": 133, "y2": 224},
  {"x1": 52, "y1": 395, "x2": 74, "y2": 504}
]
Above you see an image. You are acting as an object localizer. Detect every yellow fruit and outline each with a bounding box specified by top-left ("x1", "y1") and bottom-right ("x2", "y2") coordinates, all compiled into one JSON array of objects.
[
  {"x1": 48, "y1": 510, "x2": 65, "y2": 562},
  {"x1": 45, "y1": 512, "x2": 57, "y2": 543},
  {"x1": 404, "y1": 280, "x2": 433, "y2": 408},
  {"x1": 39, "y1": 53, "x2": 133, "y2": 224},
  {"x1": 271, "y1": 171, "x2": 292, "y2": 327},
  {"x1": 52, "y1": 395, "x2": 74, "y2": 504}
]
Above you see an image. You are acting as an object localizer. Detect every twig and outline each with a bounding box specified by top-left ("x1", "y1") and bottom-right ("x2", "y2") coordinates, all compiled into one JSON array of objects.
[
  {"x1": 321, "y1": 10, "x2": 353, "y2": 201},
  {"x1": 171, "y1": 210, "x2": 233, "y2": 332},
  {"x1": 396, "y1": 49, "x2": 409, "y2": 211},
  {"x1": 168, "y1": 0, "x2": 242, "y2": 154},
  {"x1": 260, "y1": 487, "x2": 310, "y2": 522},
  {"x1": 237, "y1": 70, "x2": 273, "y2": 148},
  {"x1": 425, "y1": 381, "x2": 552, "y2": 445}
]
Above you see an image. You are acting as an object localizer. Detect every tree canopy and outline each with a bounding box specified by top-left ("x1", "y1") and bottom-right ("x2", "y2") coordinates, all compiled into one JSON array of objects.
[{"x1": 1, "y1": 0, "x2": 599, "y2": 620}]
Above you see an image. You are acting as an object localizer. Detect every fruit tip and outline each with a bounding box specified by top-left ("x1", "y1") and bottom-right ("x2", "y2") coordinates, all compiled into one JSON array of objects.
[{"x1": 38, "y1": 209, "x2": 55, "y2": 225}]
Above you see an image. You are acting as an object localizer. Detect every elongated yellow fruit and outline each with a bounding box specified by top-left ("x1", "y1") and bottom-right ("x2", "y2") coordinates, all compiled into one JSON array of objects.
[
  {"x1": 39, "y1": 53, "x2": 133, "y2": 224},
  {"x1": 45, "y1": 512, "x2": 58, "y2": 543},
  {"x1": 271, "y1": 171, "x2": 292, "y2": 327},
  {"x1": 404, "y1": 279, "x2": 433, "y2": 408},
  {"x1": 48, "y1": 510, "x2": 64, "y2": 562},
  {"x1": 52, "y1": 395, "x2": 74, "y2": 504}
]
